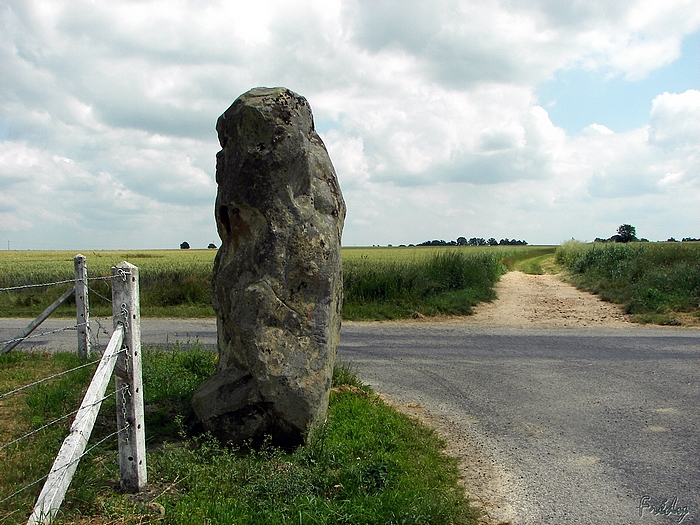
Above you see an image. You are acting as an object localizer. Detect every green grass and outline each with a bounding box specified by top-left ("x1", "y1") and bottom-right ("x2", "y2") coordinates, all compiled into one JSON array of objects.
[
  {"x1": 555, "y1": 240, "x2": 700, "y2": 324},
  {"x1": 1, "y1": 350, "x2": 479, "y2": 525},
  {"x1": 501, "y1": 247, "x2": 557, "y2": 274},
  {"x1": 0, "y1": 352, "x2": 100, "y2": 524},
  {"x1": 342, "y1": 249, "x2": 507, "y2": 320}
]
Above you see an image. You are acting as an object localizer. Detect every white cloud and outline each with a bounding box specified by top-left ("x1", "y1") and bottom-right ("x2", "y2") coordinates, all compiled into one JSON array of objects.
[
  {"x1": 0, "y1": 0, "x2": 698, "y2": 248},
  {"x1": 648, "y1": 89, "x2": 700, "y2": 150},
  {"x1": 0, "y1": 140, "x2": 217, "y2": 249}
]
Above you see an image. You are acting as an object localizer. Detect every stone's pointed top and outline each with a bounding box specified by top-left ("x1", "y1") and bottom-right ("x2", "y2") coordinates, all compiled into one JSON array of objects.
[{"x1": 216, "y1": 87, "x2": 316, "y2": 148}]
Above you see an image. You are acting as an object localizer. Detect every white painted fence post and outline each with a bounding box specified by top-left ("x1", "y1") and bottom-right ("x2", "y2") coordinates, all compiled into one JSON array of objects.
[
  {"x1": 0, "y1": 286, "x2": 74, "y2": 355},
  {"x1": 74, "y1": 254, "x2": 90, "y2": 359},
  {"x1": 27, "y1": 325, "x2": 125, "y2": 525},
  {"x1": 111, "y1": 262, "x2": 147, "y2": 493}
]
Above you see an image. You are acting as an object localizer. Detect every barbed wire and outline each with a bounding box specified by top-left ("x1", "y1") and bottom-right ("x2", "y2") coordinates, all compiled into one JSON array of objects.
[
  {"x1": 0, "y1": 472, "x2": 49, "y2": 508},
  {"x1": 87, "y1": 286, "x2": 112, "y2": 304},
  {"x1": 0, "y1": 385, "x2": 127, "y2": 453},
  {"x1": 0, "y1": 279, "x2": 75, "y2": 293},
  {"x1": 0, "y1": 423, "x2": 126, "y2": 507},
  {"x1": 0, "y1": 322, "x2": 88, "y2": 349},
  {"x1": 0, "y1": 269, "x2": 130, "y2": 294},
  {"x1": 0, "y1": 355, "x2": 101, "y2": 400}
]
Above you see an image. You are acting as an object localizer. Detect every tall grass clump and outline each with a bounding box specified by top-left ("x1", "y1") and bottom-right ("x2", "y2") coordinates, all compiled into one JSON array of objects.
[
  {"x1": 343, "y1": 250, "x2": 504, "y2": 320},
  {"x1": 556, "y1": 241, "x2": 700, "y2": 323}
]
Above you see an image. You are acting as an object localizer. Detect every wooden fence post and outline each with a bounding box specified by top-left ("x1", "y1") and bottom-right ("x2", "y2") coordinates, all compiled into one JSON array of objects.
[
  {"x1": 27, "y1": 325, "x2": 125, "y2": 525},
  {"x1": 111, "y1": 262, "x2": 147, "y2": 493},
  {"x1": 1, "y1": 286, "x2": 75, "y2": 355},
  {"x1": 74, "y1": 254, "x2": 90, "y2": 359}
]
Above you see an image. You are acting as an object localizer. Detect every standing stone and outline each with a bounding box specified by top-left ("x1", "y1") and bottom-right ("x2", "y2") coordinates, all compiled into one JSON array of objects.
[{"x1": 192, "y1": 87, "x2": 346, "y2": 448}]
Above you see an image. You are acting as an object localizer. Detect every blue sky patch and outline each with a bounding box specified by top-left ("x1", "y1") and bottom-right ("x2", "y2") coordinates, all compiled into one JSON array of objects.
[{"x1": 536, "y1": 31, "x2": 700, "y2": 135}]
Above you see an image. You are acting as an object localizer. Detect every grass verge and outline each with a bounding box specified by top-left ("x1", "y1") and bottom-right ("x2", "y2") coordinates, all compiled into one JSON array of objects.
[
  {"x1": 555, "y1": 240, "x2": 700, "y2": 325},
  {"x1": 1, "y1": 350, "x2": 479, "y2": 525}
]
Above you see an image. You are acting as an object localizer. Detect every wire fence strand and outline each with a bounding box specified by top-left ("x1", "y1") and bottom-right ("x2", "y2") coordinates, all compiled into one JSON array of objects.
[
  {"x1": 0, "y1": 355, "x2": 101, "y2": 400},
  {"x1": 0, "y1": 280, "x2": 75, "y2": 293},
  {"x1": 0, "y1": 271, "x2": 128, "y2": 294},
  {"x1": 87, "y1": 286, "x2": 112, "y2": 304},
  {"x1": 0, "y1": 322, "x2": 90, "y2": 349},
  {"x1": 0, "y1": 424, "x2": 125, "y2": 508},
  {"x1": 0, "y1": 385, "x2": 126, "y2": 453}
]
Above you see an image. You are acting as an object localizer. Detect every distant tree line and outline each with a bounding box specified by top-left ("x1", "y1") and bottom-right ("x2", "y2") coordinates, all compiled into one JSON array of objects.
[
  {"x1": 417, "y1": 237, "x2": 528, "y2": 247},
  {"x1": 594, "y1": 225, "x2": 699, "y2": 244}
]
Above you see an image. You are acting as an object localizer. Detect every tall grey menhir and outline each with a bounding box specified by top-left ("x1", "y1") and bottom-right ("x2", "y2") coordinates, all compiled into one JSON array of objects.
[{"x1": 192, "y1": 87, "x2": 346, "y2": 448}]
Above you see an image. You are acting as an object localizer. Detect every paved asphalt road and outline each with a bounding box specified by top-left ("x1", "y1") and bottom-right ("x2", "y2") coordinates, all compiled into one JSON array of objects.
[
  {"x1": 339, "y1": 322, "x2": 700, "y2": 525},
  {"x1": 2, "y1": 318, "x2": 698, "y2": 524},
  {"x1": 0, "y1": 317, "x2": 219, "y2": 353}
]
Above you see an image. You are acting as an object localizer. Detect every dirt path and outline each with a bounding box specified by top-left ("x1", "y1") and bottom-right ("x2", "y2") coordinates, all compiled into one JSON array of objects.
[{"x1": 463, "y1": 270, "x2": 632, "y2": 328}]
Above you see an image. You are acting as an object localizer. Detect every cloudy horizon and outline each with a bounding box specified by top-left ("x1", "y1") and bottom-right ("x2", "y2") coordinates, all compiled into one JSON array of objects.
[{"x1": 1, "y1": 0, "x2": 698, "y2": 250}]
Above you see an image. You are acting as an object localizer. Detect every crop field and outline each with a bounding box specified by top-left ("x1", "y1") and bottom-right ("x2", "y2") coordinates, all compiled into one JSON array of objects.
[
  {"x1": 342, "y1": 244, "x2": 544, "y2": 263},
  {"x1": 0, "y1": 246, "x2": 556, "y2": 320},
  {"x1": 556, "y1": 241, "x2": 700, "y2": 324}
]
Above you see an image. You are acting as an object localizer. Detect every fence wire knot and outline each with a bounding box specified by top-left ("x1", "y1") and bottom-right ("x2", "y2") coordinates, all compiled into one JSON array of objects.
[
  {"x1": 116, "y1": 268, "x2": 130, "y2": 282},
  {"x1": 120, "y1": 382, "x2": 131, "y2": 446},
  {"x1": 120, "y1": 303, "x2": 130, "y2": 329}
]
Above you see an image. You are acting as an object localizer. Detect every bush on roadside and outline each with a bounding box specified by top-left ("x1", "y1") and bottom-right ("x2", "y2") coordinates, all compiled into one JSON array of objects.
[{"x1": 555, "y1": 241, "x2": 700, "y2": 320}]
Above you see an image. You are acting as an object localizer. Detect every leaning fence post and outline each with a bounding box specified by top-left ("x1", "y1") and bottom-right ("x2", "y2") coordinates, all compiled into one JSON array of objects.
[
  {"x1": 74, "y1": 254, "x2": 90, "y2": 359},
  {"x1": 111, "y1": 262, "x2": 147, "y2": 493},
  {"x1": 26, "y1": 325, "x2": 125, "y2": 525}
]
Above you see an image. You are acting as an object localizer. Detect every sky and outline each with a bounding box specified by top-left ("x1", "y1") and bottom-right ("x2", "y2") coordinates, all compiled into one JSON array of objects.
[{"x1": 1, "y1": 0, "x2": 699, "y2": 250}]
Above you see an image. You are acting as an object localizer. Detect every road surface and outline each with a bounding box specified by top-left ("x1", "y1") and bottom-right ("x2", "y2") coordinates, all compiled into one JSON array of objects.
[{"x1": 339, "y1": 322, "x2": 699, "y2": 525}]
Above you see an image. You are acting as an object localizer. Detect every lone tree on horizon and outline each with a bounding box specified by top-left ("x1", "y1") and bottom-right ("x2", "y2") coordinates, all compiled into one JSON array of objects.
[{"x1": 617, "y1": 224, "x2": 637, "y2": 243}]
